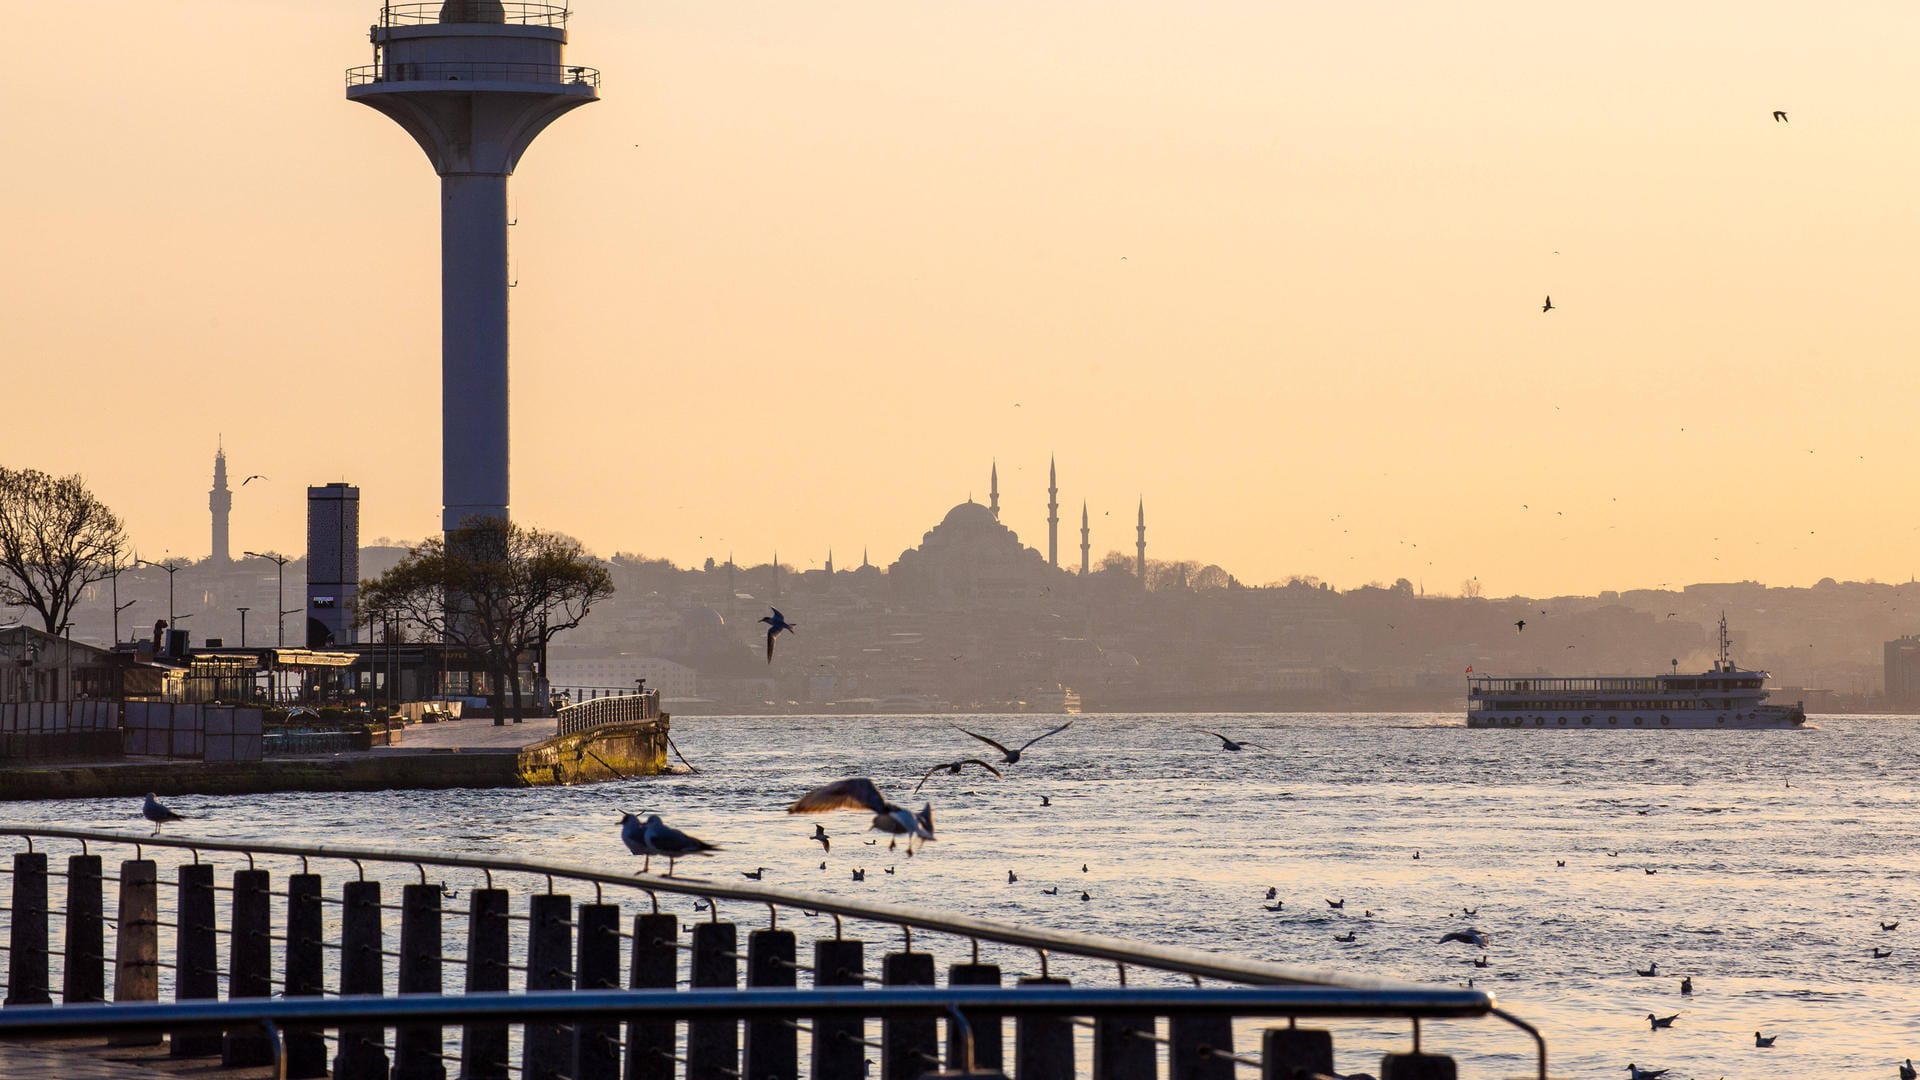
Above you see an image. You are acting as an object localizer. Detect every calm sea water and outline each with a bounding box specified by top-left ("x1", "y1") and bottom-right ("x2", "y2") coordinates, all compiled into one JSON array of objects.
[{"x1": 6, "y1": 712, "x2": 1919, "y2": 1079}]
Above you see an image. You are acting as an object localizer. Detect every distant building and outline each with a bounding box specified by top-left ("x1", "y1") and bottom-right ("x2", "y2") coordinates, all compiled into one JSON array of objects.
[
  {"x1": 1885, "y1": 635, "x2": 1920, "y2": 708},
  {"x1": 306, "y1": 484, "x2": 360, "y2": 648},
  {"x1": 209, "y1": 442, "x2": 232, "y2": 564}
]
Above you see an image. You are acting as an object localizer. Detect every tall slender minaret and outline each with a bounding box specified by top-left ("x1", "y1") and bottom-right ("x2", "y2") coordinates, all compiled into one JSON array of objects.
[
  {"x1": 989, "y1": 460, "x2": 1000, "y2": 520},
  {"x1": 347, "y1": 2, "x2": 598, "y2": 539},
  {"x1": 209, "y1": 441, "x2": 232, "y2": 565},
  {"x1": 1047, "y1": 456, "x2": 1059, "y2": 568},
  {"x1": 1135, "y1": 498, "x2": 1147, "y2": 585},
  {"x1": 1079, "y1": 501, "x2": 1090, "y2": 576}
]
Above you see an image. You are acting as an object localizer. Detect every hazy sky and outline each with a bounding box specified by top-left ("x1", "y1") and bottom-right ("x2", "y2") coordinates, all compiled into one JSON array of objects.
[{"x1": 3, "y1": 2, "x2": 1917, "y2": 597}]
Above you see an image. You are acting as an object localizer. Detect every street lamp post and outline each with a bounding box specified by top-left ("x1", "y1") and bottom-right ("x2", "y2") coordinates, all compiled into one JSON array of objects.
[
  {"x1": 244, "y1": 551, "x2": 293, "y2": 648},
  {"x1": 237, "y1": 607, "x2": 249, "y2": 648},
  {"x1": 135, "y1": 558, "x2": 186, "y2": 632}
]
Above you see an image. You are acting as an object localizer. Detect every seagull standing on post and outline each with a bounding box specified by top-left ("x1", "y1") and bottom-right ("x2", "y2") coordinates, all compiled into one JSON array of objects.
[{"x1": 760, "y1": 607, "x2": 795, "y2": 663}]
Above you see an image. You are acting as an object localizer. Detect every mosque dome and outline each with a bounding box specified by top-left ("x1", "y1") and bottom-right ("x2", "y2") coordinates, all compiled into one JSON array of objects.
[{"x1": 938, "y1": 501, "x2": 999, "y2": 531}]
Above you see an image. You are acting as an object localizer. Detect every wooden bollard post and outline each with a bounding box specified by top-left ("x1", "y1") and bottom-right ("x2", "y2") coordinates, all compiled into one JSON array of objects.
[
  {"x1": 1169, "y1": 1013, "x2": 1235, "y2": 1080},
  {"x1": 881, "y1": 950, "x2": 936, "y2": 1080},
  {"x1": 1093, "y1": 1013, "x2": 1156, "y2": 1080},
  {"x1": 1260, "y1": 1027, "x2": 1333, "y2": 1080},
  {"x1": 1013, "y1": 975, "x2": 1073, "y2": 1080},
  {"x1": 745, "y1": 928, "x2": 798, "y2": 1080},
  {"x1": 171, "y1": 862, "x2": 221, "y2": 1057},
  {"x1": 5, "y1": 851, "x2": 50, "y2": 1006},
  {"x1": 283, "y1": 872, "x2": 328, "y2": 1079},
  {"x1": 61, "y1": 853, "x2": 105, "y2": 1004},
  {"x1": 689, "y1": 920, "x2": 739, "y2": 1080},
  {"x1": 625, "y1": 912, "x2": 678, "y2": 1080},
  {"x1": 523, "y1": 892, "x2": 576, "y2": 1080},
  {"x1": 109, "y1": 858, "x2": 160, "y2": 1047},
  {"x1": 334, "y1": 879, "x2": 390, "y2": 1080},
  {"x1": 461, "y1": 888, "x2": 512, "y2": 1080},
  {"x1": 574, "y1": 902, "x2": 623, "y2": 1080},
  {"x1": 1379, "y1": 1052, "x2": 1457, "y2": 1080},
  {"x1": 222, "y1": 868, "x2": 274, "y2": 1066},
  {"x1": 811, "y1": 938, "x2": 865, "y2": 1080},
  {"x1": 946, "y1": 961, "x2": 1001, "y2": 1072},
  {"x1": 394, "y1": 882, "x2": 447, "y2": 1080}
]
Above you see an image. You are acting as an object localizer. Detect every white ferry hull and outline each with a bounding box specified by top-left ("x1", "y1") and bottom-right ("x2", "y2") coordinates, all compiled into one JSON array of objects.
[{"x1": 1467, "y1": 706, "x2": 1805, "y2": 730}]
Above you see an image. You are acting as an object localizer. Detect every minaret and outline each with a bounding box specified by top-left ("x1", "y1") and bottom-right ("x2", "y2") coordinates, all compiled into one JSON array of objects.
[
  {"x1": 1047, "y1": 456, "x2": 1059, "y2": 568},
  {"x1": 772, "y1": 551, "x2": 781, "y2": 601},
  {"x1": 1079, "y1": 501, "x2": 1090, "y2": 576},
  {"x1": 825, "y1": 549, "x2": 834, "y2": 575},
  {"x1": 347, "y1": 2, "x2": 598, "y2": 538},
  {"x1": 989, "y1": 460, "x2": 1000, "y2": 520},
  {"x1": 209, "y1": 441, "x2": 232, "y2": 565},
  {"x1": 1135, "y1": 498, "x2": 1147, "y2": 585}
]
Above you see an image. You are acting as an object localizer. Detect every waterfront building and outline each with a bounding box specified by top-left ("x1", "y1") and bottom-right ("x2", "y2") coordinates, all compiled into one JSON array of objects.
[
  {"x1": 305, "y1": 484, "x2": 360, "y2": 648},
  {"x1": 1886, "y1": 634, "x2": 1920, "y2": 708}
]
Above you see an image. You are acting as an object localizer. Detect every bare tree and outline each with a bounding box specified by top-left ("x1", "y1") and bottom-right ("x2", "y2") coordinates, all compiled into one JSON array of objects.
[
  {"x1": 0, "y1": 467, "x2": 129, "y2": 634},
  {"x1": 359, "y1": 519, "x2": 613, "y2": 724}
]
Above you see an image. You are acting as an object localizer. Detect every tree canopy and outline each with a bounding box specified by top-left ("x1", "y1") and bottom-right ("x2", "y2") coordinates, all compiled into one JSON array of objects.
[{"x1": 0, "y1": 467, "x2": 128, "y2": 634}]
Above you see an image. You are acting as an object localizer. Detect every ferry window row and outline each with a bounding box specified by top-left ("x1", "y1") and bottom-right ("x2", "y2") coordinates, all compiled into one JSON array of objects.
[{"x1": 1489, "y1": 700, "x2": 1734, "y2": 711}]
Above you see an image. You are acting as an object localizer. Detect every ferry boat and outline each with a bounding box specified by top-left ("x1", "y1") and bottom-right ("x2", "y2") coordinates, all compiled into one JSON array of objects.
[{"x1": 1466, "y1": 616, "x2": 1807, "y2": 730}]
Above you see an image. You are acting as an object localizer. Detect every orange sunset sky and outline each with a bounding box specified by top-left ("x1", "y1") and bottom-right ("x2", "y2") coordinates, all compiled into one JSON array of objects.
[{"x1": 2, "y1": 2, "x2": 1918, "y2": 597}]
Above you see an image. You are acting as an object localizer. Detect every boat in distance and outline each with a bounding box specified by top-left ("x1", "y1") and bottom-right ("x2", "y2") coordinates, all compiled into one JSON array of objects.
[{"x1": 1466, "y1": 615, "x2": 1808, "y2": 730}]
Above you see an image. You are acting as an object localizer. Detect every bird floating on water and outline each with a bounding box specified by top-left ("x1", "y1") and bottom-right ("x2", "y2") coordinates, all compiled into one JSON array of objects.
[
  {"x1": 852, "y1": 868, "x2": 865, "y2": 882},
  {"x1": 789, "y1": 778, "x2": 935, "y2": 853},
  {"x1": 1080, "y1": 891, "x2": 1091, "y2": 902},
  {"x1": 142, "y1": 792, "x2": 186, "y2": 834},
  {"x1": 742, "y1": 867, "x2": 768, "y2": 880},
  {"x1": 1473, "y1": 954, "x2": 1489, "y2": 968},
  {"x1": 1625, "y1": 1066, "x2": 1669, "y2": 1080},
  {"x1": 1679, "y1": 976, "x2": 1692, "y2": 995},
  {"x1": 1883, "y1": 921, "x2": 1900, "y2": 931},
  {"x1": 1873, "y1": 947, "x2": 1893, "y2": 958},
  {"x1": 1007, "y1": 870, "x2": 1017, "y2": 884},
  {"x1": 953, "y1": 720, "x2": 1074, "y2": 765},
  {"x1": 759, "y1": 607, "x2": 795, "y2": 663},
  {"x1": 1265, "y1": 886, "x2": 1278, "y2": 900},
  {"x1": 1901, "y1": 1058, "x2": 1916, "y2": 1080},
  {"x1": 1334, "y1": 931, "x2": 1356, "y2": 942},
  {"x1": 1326, "y1": 898, "x2": 1344, "y2": 909},
  {"x1": 1040, "y1": 795, "x2": 1051, "y2": 807},
  {"x1": 1636, "y1": 962, "x2": 1658, "y2": 977},
  {"x1": 1264, "y1": 903, "x2": 1285, "y2": 912},
  {"x1": 1042, "y1": 886, "x2": 1058, "y2": 895},
  {"x1": 1755, "y1": 1031, "x2": 1777, "y2": 1047},
  {"x1": 1647, "y1": 1012, "x2": 1678, "y2": 1031},
  {"x1": 1556, "y1": 859, "x2": 1566, "y2": 867}
]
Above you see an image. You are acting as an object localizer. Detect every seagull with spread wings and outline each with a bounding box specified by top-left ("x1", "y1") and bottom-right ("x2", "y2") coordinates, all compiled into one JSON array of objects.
[
  {"x1": 1201, "y1": 730, "x2": 1269, "y2": 751},
  {"x1": 759, "y1": 607, "x2": 795, "y2": 663},
  {"x1": 953, "y1": 719, "x2": 1073, "y2": 765},
  {"x1": 789, "y1": 778, "x2": 935, "y2": 852},
  {"x1": 912, "y1": 758, "x2": 1003, "y2": 793}
]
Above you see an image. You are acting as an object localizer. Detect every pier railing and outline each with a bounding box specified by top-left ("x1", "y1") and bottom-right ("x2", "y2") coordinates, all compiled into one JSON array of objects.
[
  {"x1": 555, "y1": 689, "x2": 661, "y2": 737},
  {"x1": 0, "y1": 828, "x2": 1546, "y2": 1079}
]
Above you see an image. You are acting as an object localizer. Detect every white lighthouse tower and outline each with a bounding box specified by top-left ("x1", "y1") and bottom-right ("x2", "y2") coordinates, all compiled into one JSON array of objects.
[{"x1": 347, "y1": 1, "x2": 598, "y2": 537}]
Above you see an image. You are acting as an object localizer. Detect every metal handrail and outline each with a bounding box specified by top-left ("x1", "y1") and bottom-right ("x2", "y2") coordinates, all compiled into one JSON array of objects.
[
  {"x1": 345, "y1": 62, "x2": 600, "y2": 89},
  {"x1": 0, "y1": 987, "x2": 1499, "y2": 1036},
  {"x1": 1, "y1": 827, "x2": 1420, "y2": 991},
  {"x1": 378, "y1": 2, "x2": 571, "y2": 27}
]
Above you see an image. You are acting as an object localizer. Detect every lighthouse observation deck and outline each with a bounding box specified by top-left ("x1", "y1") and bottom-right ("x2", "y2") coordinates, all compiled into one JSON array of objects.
[{"x1": 347, "y1": 1, "x2": 599, "y2": 90}]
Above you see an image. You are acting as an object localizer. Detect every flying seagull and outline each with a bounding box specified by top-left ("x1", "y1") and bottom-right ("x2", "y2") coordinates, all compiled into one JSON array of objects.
[
  {"x1": 142, "y1": 792, "x2": 185, "y2": 834},
  {"x1": 759, "y1": 607, "x2": 796, "y2": 663},
  {"x1": 1515, "y1": 619, "x2": 1527, "y2": 632},
  {"x1": 1200, "y1": 730, "x2": 1269, "y2": 751},
  {"x1": 912, "y1": 758, "x2": 1004, "y2": 793},
  {"x1": 241, "y1": 474, "x2": 268, "y2": 486},
  {"x1": 1541, "y1": 296, "x2": 1554, "y2": 313},
  {"x1": 812, "y1": 823, "x2": 830, "y2": 853},
  {"x1": 1438, "y1": 928, "x2": 1488, "y2": 948},
  {"x1": 788, "y1": 778, "x2": 935, "y2": 853},
  {"x1": 953, "y1": 720, "x2": 1073, "y2": 765},
  {"x1": 1772, "y1": 110, "x2": 1788, "y2": 122}
]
